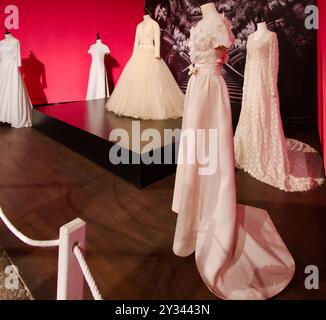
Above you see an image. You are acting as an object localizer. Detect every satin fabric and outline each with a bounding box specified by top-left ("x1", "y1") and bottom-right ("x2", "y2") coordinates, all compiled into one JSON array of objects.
[
  {"x1": 0, "y1": 35, "x2": 32, "y2": 128},
  {"x1": 172, "y1": 13, "x2": 295, "y2": 300}
]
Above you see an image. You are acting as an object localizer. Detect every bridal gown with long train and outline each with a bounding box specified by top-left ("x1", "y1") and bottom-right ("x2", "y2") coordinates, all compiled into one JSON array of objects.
[
  {"x1": 0, "y1": 34, "x2": 32, "y2": 128},
  {"x1": 234, "y1": 29, "x2": 325, "y2": 192},
  {"x1": 172, "y1": 13, "x2": 295, "y2": 300},
  {"x1": 106, "y1": 15, "x2": 184, "y2": 120}
]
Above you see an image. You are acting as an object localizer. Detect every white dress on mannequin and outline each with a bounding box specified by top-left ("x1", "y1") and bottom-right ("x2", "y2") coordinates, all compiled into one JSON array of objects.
[
  {"x1": 234, "y1": 23, "x2": 325, "y2": 192},
  {"x1": 173, "y1": 10, "x2": 295, "y2": 300},
  {"x1": 86, "y1": 40, "x2": 110, "y2": 101},
  {"x1": 106, "y1": 15, "x2": 184, "y2": 120},
  {"x1": 0, "y1": 34, "x2": 32, "y2": 128}
]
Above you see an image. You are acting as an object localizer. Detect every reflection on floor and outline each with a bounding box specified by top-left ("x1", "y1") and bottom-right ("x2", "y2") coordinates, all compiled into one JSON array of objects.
[{"x1": 0, "y1": 124, "x2": 325, "y2": 300}]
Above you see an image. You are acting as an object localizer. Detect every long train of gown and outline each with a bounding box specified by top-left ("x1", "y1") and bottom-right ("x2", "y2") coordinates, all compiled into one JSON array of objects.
[
  {"x1": 0, "y1": 35, "x2": 32, "y2": 128},
  {"x1": 234, "y1": 31, "x2": 324, "y2": 192},
  {"x1": 173, "y1": 13, "x2": 295, "y2": 300}
]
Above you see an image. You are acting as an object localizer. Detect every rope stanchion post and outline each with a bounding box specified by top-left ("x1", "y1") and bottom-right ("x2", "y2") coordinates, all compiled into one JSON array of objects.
[{"x1": 57, "y1": 218, "x2": 86, "y2": 300}]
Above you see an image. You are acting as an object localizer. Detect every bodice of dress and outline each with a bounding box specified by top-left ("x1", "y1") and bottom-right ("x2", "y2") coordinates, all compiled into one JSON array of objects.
[
  {"x1": 188, "y1": 13, "x2": 234, "y2": 73},
  {"x1": 88, "y1": 42, "x2": 110, "y2": 64},
  {"x1": 245, "y1": 30, "x2": 279, "y2": 95},
  {"x1": 133, "y1": 16, "x2": 161, "y2": 58},
  {"x1": 0, "y1": 36, "x2": 21, "y2": 67}
]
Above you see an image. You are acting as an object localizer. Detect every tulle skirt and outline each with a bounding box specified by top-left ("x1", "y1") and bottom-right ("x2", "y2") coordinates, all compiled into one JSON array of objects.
[{"x1": 106, "y1": 46, "x2": 184, "y2": 120}]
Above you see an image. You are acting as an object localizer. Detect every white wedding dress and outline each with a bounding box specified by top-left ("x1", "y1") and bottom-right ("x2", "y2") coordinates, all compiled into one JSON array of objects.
[
  {"x1": 0, "y1": 34, "x2": 32, "y2": 128},
  {"x1": 86, "y1": 40, "x2": 110, "y2": 101},
  {"x1": 173, "y1": 13, "x2": 295, "y2": 300},
  {"x1": 106, "y1": 15, "x2": 184, "y2": 120},
  {"x1": 234, "y1": 28, "x2": 325, "y2": 192}
]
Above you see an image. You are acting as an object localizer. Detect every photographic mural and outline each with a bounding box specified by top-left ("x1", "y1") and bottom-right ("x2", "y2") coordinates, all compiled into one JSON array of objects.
[{"x1": 146, "y1": 0, "x2": 317, "y2": 124}]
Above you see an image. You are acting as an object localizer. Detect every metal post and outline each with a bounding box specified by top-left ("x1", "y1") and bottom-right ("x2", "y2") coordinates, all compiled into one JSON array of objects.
[{"x1": 57, "y1": 218, "x2": 86, "y2": 300}]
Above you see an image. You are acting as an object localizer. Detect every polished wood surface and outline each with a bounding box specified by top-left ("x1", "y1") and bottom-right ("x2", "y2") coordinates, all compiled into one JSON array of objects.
[
  {"x1": 36, "y1": 100, "x2": 183, "y2": 152},
  {"x1": 0, "y1": 124, "x2": 325, "y2": 300},
  {"x1": 33, "y1": 101, "x2": 182, "y2": 188}
]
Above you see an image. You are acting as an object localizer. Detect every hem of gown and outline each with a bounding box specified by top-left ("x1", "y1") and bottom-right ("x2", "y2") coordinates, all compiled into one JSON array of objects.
[
  {"x1": 11, "y1": 123, "x2": 32, "y2": 129},
  {"x1": 107, "y1": 109, "x2": 183, "y2": 121},
  {"x1": 236, "y1": 164, "x2": 325, "y2": 193},
  {"x1": 0, "y1": 120, "x2": 32, "y2": 129},
  {"x1": 86, "y1": 96, "x2": 110, "y2": 101},
  {"x1": 197, "y1": 259, "x2": 296, "y2": 300}
]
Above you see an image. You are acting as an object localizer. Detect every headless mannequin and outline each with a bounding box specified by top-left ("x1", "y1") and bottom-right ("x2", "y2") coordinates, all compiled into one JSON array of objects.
[
  {"x1": 252, "y1": 13, "x2": 268, "y2": 42},
  {"x1": 142, "y1": 8, "x2": 161, "y2": 59},
  {"x1": 201, "y1": 2, "x2": 219, "y2": 19},
  {"x1": 143, "y1": 14, "x2": 151, "y2": 21},
  {"x1": 200, "y1": 2, "x2": 227, "y2": 60}
]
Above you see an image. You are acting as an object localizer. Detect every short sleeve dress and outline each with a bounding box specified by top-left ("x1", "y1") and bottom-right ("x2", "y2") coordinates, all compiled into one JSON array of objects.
[{"x1": 172, "y1": 13, "x2": 295, "y2": 300}]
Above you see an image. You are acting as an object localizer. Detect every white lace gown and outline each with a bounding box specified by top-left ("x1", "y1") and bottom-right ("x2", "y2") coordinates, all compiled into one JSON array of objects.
[
  {"x1": 234, "y1": 30, "x2": 325, "y2": 192},
  {"x1": 0, "y1": 35, "x2": 32, "y2": 128},
  {"x1": 86, "y1": 41, "x2": 110, "y2": 101},
  {"x1": 172, "y1": 13, "x2": 295, "y2": 300},
  {"x1": 106, "y1": 15, "x2": 184, "y2": 120}
]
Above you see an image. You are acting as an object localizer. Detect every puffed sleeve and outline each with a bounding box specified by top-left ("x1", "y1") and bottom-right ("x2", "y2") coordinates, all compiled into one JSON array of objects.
[
  {"x1": 211, "y1": 16, "x2": 235, "y2": 49},
  {"x1": 16, "y1": 40, "x2": 21, "y2": 67},
  {"x1": 88, "y1": 46, "x2": 92, "y2": 54},
  {"x1": 132, "y1": 26, "x2": 140, "y2": 56},
  {"x1": 153, "y1": 22, "x2": 161, "y2": 59},
  {"x1": 104, "y1": 45, "x2": 110, "y2": 55},
  {"x1": 269, "y1": 33, "x2": 279, "y2": 98}
]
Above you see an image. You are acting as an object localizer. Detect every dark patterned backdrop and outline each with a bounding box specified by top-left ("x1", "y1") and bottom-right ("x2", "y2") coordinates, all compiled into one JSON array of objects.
[{"x1": 146, "y1": 0, "x2": 317, "y2": 125}]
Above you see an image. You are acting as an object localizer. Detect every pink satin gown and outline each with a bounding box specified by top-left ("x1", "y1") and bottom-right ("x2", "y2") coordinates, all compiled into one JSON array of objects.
[{"x1": 172, "y1": 13, "x2": 295, "y2": 300}]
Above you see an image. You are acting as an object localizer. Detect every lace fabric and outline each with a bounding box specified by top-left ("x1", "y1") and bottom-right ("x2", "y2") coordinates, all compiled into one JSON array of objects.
[{"x1": 235, "y1": 30, "x2": 325, "y2": 192}]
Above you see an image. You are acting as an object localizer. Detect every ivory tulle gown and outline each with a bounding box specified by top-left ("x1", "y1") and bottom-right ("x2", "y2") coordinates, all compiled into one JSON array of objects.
[
  {"x1": 106, "y1": 15, "x2": 184, "y2": 120},
  {"x1": 234, "y1": 26, "x2": 325, "y2": 192},
  {"x1": 86, "y1": 40, "x2": 110, "y2": 101},
  {"x1": 0, "y1": 34, "x2": 32, "y2": 128},
  {"x1": 172, "y1": 12, "x2": 295, "y2": 300}
]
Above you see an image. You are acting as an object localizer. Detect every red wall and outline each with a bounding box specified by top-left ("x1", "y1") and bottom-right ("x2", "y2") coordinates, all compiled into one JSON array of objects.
[
  {"x1": 0, "y1": 0, "x2": 144, "y2": 104},
  {"x1": 318, "y1": 0, "x2": 326, "y2": 169}
]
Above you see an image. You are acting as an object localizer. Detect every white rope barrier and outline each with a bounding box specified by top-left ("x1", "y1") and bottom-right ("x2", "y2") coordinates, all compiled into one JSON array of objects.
[
  {"x1": 0, "y1": 208, "x2": 59, "y2": 247},
  {"x1": 0, "y1": 207, "x2": 103, "y2": 301},
  {"x1": 73, "y1": 245, "x2": 103, "y2": 300}
]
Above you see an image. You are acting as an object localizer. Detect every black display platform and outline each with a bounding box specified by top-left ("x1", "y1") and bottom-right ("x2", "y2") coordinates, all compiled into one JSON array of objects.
[{"x1": 33, "y1": 99, "x2": 182, "y2": 188}]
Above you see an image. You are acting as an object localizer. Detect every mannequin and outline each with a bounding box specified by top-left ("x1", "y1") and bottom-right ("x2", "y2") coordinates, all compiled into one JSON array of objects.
[
  {"x1": 253, "y1": 16, "x2": 268, "y2": 41},
  {"x1": 86, "y1": 33, "x2": 110, "y2": 100},
  {"x1": 200, "y1": 1, "x2": 228, "y2": 61},
  {"x1": 172, "y1": 0, "x2": 295, "y2": 300},
  {"x1": 5, "y1": 27, "x2": 10, "y2": 35},
  {"x1": 200, "y1": 2, "x2": 218, "y2": 18},
  {"x1": 0, "y1": 30, "x2": 33, "y2": 128},
  {"x1": 142, "y1": 10, "x2": 160, "y2": 60},
  {"x1": 234, "y1": 0, "x2": 324, "y2": 192},
  {"x1": 106, "y1": 3, "x2": 184, "y2": 120}
]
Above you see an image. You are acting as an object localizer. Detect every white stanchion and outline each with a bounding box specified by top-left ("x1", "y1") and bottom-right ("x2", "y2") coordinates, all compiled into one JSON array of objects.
[
  {"x1": 0, "y1": 208, "x2": 103, "y2": 301},
  {"x1": 57, "y1": 218, "x2": 86, "y2": 300}
]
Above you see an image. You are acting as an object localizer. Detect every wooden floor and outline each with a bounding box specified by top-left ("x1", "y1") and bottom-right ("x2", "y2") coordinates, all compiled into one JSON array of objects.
[{"x1": 0, "y1": 124, "x2": 325, "y2": 300}]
